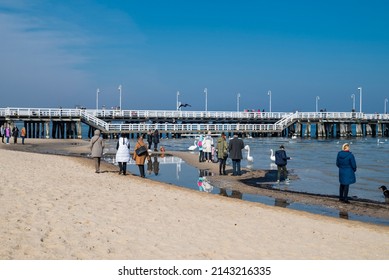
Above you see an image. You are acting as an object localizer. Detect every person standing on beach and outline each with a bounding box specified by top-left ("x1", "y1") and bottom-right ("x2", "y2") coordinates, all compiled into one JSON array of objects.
[
  {"x1": 153, "y1": 129, "x2": 160, "y2": 151},
  {"x1": 146, "y1": 129, "x2": 153, "y2": 149},
  {"x1": 0, "y1": 124, "x2": 4, "y2": 143},
  {"x1": 133, "y1": 135, "x2": 150, "y2": 178},
  {"x1": 203, "y1": 131, "x2": 214, "y2": 162},
  {"x1": 197, "y1": 134, "x2": 204, "y2": 162},
  {"x1": 336, "y1": 143, "x2": 357, "y2": 203},
  {"x1": 115, "y1": 133, "x2": 130, "y2": 175},
  {"x1": 20, "y1": 127, "x2": 26, "y2": 145},
  {"x1": 89, "y1": 129, "x2": 104, "y2": 173},
  {"x1": 217, "y1": 132, "x2": 228, "y2": 175},
  {"x1": 275, "y1": 145, "x2": 291, "y2": 183},
  {"x1": 5, "y1": 125, "x2": 10, "y2": 144},
  {"x1": 228, "y1": 132, "x2": 245, "y2": 176},
  {"x1": 12, "y1": 126, "x2": 19, "y2": 144}
]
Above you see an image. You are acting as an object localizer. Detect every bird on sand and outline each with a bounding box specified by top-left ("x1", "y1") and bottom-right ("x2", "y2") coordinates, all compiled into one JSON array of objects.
[{"x1": 379, "y1": 185, "x2": 389, "y2": 198}]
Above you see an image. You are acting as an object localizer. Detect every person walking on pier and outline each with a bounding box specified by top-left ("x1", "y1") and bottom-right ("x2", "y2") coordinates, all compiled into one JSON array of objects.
[
  {"x1": 336, "y1": 143, "x2": 357, "y2": 203},
  {"x1": 133, "y1": 135, "x2": 150, "y2": 178},
  {"x1": 228, "y1": 132, "x2": 245, "y2": 176},
  {"x1": 217, "y1": 132, "x2": 228, "y2": 175},
  {"x1": 275, "y1": 145, "x2": 291, "y2": 183},
  {"x1": 89, "y1": 129, "x2": 104, "y2": 173},
  {"x1": 116, "y1": 133, "x2": 130, "y2": 175}
]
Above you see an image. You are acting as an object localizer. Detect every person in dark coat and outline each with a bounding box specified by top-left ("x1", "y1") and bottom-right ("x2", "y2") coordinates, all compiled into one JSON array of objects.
[
  {"x1": 146, "y1": 129, "x2": 153, "y2": 149},
  {"x1": 228, "y1": 132, "x2": 245, "y2": 176},
  {"x1": 275, "y1": 145, "x2": 291, "y2": 183},
  {"x1": 152, "y1": 129, "x2": 160, "y2": 151},
  {"x1": 336, "y1": 143, "x2": 357, "y2": 203}
]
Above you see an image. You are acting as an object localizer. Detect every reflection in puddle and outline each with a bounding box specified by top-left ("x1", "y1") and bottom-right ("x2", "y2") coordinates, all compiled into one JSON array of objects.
[
  {"x1": 339, "y1": 211, "x2": 349, "y2": 220},
  {"x1": 274, "y1": 198, "x2": 290, "y2": 208},
  {"x1": 219, "y1": 189, "x2": 243, "y2": 199}
]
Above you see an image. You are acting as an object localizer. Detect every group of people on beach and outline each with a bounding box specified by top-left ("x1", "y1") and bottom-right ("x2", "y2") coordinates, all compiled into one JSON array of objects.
[
  {"x1": 89, "y1": 129, "x2": 161, "y2": 178},
  {"x1": 199, "y1": 131, "x2": 358, "y2": 204},
  {"x1": 0, "y1": 124, "x2": 26, "y2": 145},
  {"x1": 89, "y1": 128, "x2": 358, "y2": 204}
]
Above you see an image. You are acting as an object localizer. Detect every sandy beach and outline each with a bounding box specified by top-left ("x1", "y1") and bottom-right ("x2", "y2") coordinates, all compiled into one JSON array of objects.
[{"x1": 0, "y1": 139, "x2": 389, "y2": 260}]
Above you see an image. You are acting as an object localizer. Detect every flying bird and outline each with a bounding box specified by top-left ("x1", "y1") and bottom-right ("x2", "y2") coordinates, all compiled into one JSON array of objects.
[{"x1": 178, "y1": 103, "x2": 191, "y2": 108}]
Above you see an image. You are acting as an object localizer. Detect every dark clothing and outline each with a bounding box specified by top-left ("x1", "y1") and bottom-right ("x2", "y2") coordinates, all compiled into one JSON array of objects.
[
  {"x1": 146, "y1": 132, "x2": 153, "y2": 149},
  {"x1": 153, "y1": 130, "x2": 160, "y2": 151},
  {"x1": 228, "y1": 136, "x2": 244, "y2": 160},
  {"x1": 12, "y1": 127, "x2": 19, "y2": 144},
  {"x1": 228, "y1": 136, "x2": 244, "y2": 176},
  {"x1": 275, "y1": 149, "x2": 290, "y2": 166},
  {"x1": 275, "y1": 148, "x2": 290, "y2": 181},
  {"x1": 336, "y1": 150, "x2": 357, "y2": 185}
]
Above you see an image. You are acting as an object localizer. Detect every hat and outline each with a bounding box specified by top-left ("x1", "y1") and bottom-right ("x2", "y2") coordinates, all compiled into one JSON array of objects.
[{"x1": 342, "y1": 143, "x2": 349, "y2": 150}]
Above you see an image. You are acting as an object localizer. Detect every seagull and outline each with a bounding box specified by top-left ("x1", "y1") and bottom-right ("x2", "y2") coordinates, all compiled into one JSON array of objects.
[
  {"x1": 178, "y1": 103, "x2": 191, "y2": 109},
  {"x1": 244, "y1": 145, "x2": 254, "y2": 162},
  {"x1": 379, "y1": 185, "x2": 389, "y2": 198},
  {"x1": 270, "y1": 149, "x2": 275, "y2": 161}
]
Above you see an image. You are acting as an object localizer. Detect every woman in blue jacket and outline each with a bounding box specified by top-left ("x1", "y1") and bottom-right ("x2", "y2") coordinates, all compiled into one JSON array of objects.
[{"x1": 336, "y1": 143, "x2": 357, "y2": 203}]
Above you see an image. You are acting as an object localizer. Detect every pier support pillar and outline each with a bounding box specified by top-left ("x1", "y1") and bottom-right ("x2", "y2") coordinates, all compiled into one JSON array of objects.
[
  {"x1": 355, "y1": 123, "x2": 363, "y2": 137},
  {"x1": 365, "y1": 124, "x2": 372, "y2": 136},
  {"x1": 295, "y1": 122, "x2": 302, "y2": 137},
  {"x1": 45, "y1": 122, "x2": 50, "y2": 139},
  {"x1": 377, "y1": 123, "x2": 383, "y2": 137},
  {"x1": 304, "y1": 123, "x2": 311, "y2": 137},
  {"x1": 316, "y1": 123, "x2": 326, "y2": 137}
]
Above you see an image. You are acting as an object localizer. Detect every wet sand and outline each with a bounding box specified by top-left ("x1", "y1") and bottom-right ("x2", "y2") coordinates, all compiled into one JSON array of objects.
[{"x1": 1, "y1": 139, "x2": 389, "y2": 259}]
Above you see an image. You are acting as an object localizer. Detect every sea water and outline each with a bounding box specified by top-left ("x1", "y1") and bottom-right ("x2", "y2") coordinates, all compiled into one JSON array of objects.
[{"x1": 104, "y1": 136, "x2": 389, "y2": 203}]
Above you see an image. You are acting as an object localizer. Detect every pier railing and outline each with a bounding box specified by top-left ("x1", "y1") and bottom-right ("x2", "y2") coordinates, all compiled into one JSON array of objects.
[{"x1": 2, "y1": 107, "x2": 389, "y2": 134}]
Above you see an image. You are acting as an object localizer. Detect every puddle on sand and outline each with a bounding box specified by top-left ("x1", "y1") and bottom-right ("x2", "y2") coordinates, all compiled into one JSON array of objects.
[{"x1": 119, "y1": 155, "x2": 389, "y2": 227}]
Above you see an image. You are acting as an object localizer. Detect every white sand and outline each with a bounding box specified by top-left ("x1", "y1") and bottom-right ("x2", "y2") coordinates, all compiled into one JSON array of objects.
[{"x1": 0, "y1": 143, "x2": 388, "y2": 259}]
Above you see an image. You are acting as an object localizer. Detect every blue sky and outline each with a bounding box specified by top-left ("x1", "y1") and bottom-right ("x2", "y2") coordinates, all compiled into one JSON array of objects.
[{"x1": 1, "y1": 0, "x2": 389, "y2": 113}]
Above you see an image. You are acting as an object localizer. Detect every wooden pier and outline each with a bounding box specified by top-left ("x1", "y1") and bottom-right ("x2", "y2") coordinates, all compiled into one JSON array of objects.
[{"x1": 1, "y1": 107, "x2": 389, "y2": 139}]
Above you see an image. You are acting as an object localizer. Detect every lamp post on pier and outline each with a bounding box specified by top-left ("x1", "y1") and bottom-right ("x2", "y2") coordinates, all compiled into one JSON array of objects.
[
  {"x1": 176, "y1": 91, "x2": 180, "y2": 111},
  {"x1": 351, "y1": 94, "x2": 355, "y2": 111},
  {"x1": 96, "y1": 88, "x2": 100, "y2": 111},
  {"x1": 267, "y1": 90, "x2": 272, "y2": 113},
  {"x1": 385, "y1": 98, "x2": 388, "y2": 114},
  {"x1": 118, "y1": 85, "x2": 122, "y2": 110},
  {"x1": 237, "y1": 93, "x2": 241, "y2": 112},
  {"x1": 204, "y1": 88, "x2": 208, "y2": 112},
  {"x1": 316, "y1": 96, "x2": 320, "y2": 112},
  {"x1": 358, "y1": 86, "x2": 362, "y2": 113}
]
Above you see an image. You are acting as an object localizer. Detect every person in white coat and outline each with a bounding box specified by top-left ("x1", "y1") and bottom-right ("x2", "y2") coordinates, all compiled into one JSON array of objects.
[
  {"x1": 203, "y1": 131, "x2": 214, "y2": 162},
  {"x1": 116, "y1": 133, "x2": 130, "y2": 175}
]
